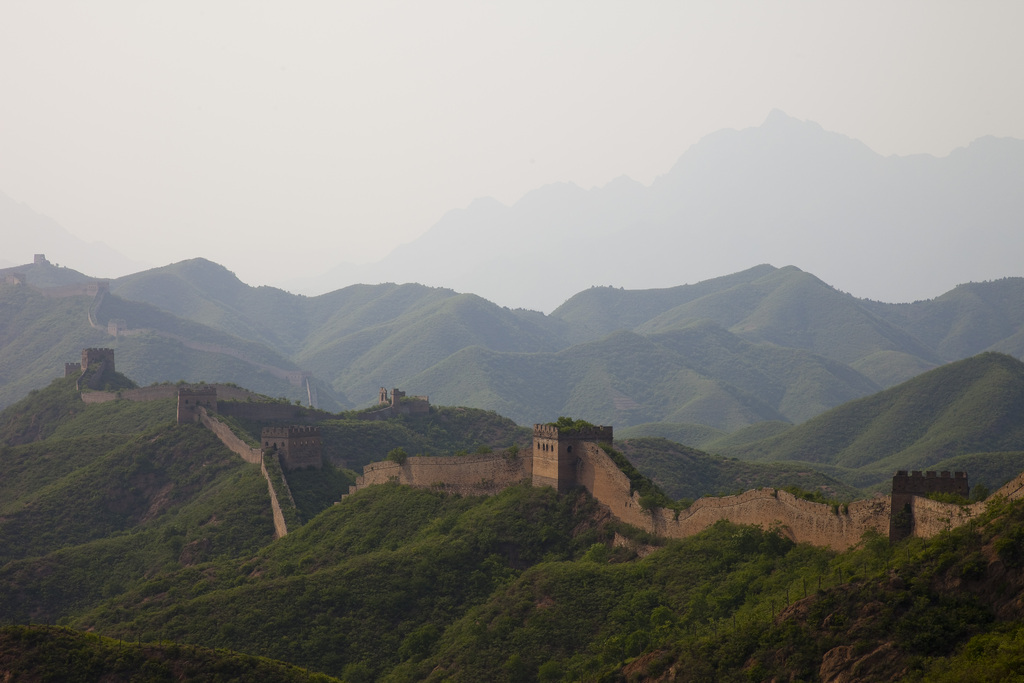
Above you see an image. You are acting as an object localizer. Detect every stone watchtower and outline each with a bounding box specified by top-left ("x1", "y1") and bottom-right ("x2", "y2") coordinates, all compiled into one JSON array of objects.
[
  {"x1": 177, "y1": 386, "x2": 217, "y2": 424},
  {"x1": 532, "y1": 423, "x2": 614, "y2": 493},
  {"x1": 262, "y1": 426, "x2": 323, "y2": 470},
  {"x1": 890, "y1": 470, "x2": 969, "y2": 540},
  {"x1": 81, "y1": 348, "x2": 115, "y2": 374}
]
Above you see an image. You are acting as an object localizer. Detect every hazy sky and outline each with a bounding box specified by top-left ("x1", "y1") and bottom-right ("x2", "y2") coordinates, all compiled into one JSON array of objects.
[{"x1": 2, "y1": 1, "x2": 1023, "y2": 290}]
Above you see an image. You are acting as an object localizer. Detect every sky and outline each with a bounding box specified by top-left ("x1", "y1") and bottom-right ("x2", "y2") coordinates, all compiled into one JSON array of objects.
[{"x1": 1, "y1": 1, "x2": 1023, "y2": 292}]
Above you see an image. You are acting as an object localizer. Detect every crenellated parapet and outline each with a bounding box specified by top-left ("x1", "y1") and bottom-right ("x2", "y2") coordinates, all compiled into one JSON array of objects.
[{"x1": 891, "y1": 470, "x2": 968, "y2": 496}]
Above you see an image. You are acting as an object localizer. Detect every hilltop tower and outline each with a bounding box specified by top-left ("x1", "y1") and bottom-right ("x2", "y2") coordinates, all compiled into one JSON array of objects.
[
  {"x1": 81, "y1": 348, "x2": 114, "y2": 374},
  {"x1": 177, "y1": 386, "x2": 217, "y2": 424},
  {"x1": 532, "y1": 423, "x2": 614, "y2": 493},
  {"x1": 261, "y1": 426, "x2": 323, "y2": 470},
  {"x1": 78, "y1": 348, "x2": 115, "y2": 389}
]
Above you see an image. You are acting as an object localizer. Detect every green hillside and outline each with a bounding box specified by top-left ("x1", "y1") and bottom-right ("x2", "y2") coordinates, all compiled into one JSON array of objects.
[
  {"x1": 863, "y1": 277, "x2": 1024, "y2": 360},
  {"x1": 617, "y1": 437, "x2": 861, "y2": 501},
  {"x1": 43, "y1": 486, "x2": 1024, "y2": 682},
  {"x1": 408, "y1": 324, "x2": 878, "y2": 429},
  {"x1": 722, "y1": 352, "x2": 1024, "y2": 489},
  {"x1": 0, "y1": 284, "x2": 110, "y2": 409},
  {"x1": 0, "y1": 625, "x2": 340, "y2": 682},
  {"x1": 5, "y1": 369, "x2": 1024, "y2": 680},
  {"x1": 635, "y1": 266, "x2": 940, "y2": 374}
]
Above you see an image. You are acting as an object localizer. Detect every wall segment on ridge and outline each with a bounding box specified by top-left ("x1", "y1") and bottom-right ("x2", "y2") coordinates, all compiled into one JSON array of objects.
[{"x1": 348, "y1": 450, "x2": 531, "y2": 498}]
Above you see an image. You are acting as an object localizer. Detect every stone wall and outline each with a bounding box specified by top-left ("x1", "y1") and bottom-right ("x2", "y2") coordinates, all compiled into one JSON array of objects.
[
  {"x1": 197, "y1": 407, "x2": 290, "y2": 538},
  {"x1": 198, "y1": 408, "x2": 262, "y2": 465},
  {"x1": 81, "y1": 385, "x2": 180, "y2": 404},
  {"x1": 349, "y1": 450, "x2": 531, "y2": 497},
  {"x1": 261, "y1": 452, "x2": 296, "y2": 538},
  {"x1": 349, "y1": 441, "x2": 901, "y2": 551},
  {"x1": 574, "y1": 442, "x2": 892, "y2": 551}
]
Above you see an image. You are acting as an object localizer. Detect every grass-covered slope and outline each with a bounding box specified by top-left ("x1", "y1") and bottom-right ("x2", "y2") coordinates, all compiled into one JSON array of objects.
[
  {"x1": 6, "y1": 364, "x2": 1024, "y2": 681},
  {"x1": 0, "y1": 378, "x2": 277, "y2": 624},
  {"x1": 70, "y1": 483, "x2": 608, "y2": 681},
  {"x1": 722, "y1": 352, "x2": 1024, "y2": 488}
]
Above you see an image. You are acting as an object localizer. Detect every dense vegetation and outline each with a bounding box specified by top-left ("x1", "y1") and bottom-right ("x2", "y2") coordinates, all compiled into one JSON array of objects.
[
  {"x1": 7, "y1": 355, "x2": 1024, "y2": 678},
  {"x1": 0, "y1": 625, "x2": 341, "y2": 682}
]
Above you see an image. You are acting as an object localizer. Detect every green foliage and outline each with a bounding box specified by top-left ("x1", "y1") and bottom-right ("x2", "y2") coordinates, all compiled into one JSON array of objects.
[
  {"x1": 548, "y1": 416, "x2": 596, "y2": 433},
  {"x1": 68, "y1": 484, "x2": 608, "y2": 680},
  {"x1": 386, "y1": 447, "x2": 408, "y2": 465},
  {"x1": 0, "y1": 625, "x2": 340, "y2": 681},
  {"x1": 285, "y1": 462, "x2": 356, "y2": 522}
]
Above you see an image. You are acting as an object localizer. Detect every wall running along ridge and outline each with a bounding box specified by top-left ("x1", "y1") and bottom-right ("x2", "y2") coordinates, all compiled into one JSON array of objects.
[
  {"x1": 350, "y1": 440, "x2": 1024, "y2": 550},
  {"x1": 196, "y1": 407, "x2": 291, "y2": 538},
  {"x1": 347, "y1": 451, "x2": 531, "y2": 498}
]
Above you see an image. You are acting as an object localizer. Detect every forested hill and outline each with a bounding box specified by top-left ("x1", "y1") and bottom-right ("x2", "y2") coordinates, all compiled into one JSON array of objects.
[
  {"x1": 719, "y1": 352, "x2": 1024, "y2": 490},
  {"x1": 5, "y1": 366, "x2": 1024, "y2": 679}
]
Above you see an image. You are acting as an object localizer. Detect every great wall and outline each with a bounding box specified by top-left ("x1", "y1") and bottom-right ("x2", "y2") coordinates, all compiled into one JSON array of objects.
[
  {"x1": 349, "y1": 425, "x2": 1014, "y2": 552},
  {"x1": 57, "y1": 341, "x2": 1022, "y2": 552}
]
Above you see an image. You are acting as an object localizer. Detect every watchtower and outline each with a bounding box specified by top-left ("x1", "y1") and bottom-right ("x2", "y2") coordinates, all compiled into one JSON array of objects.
[
  {"x1": 532, "y1": 423, "x2": 614, "y2": 493},
  {"x1": 177, "y1": 386, "x2": 217, "y2": 424},
  {"x1": 890, "y1": 470, "x2": 969, "y2": 540},
  {"x1": 262, "y1": 426, "x2": 323, "y2": 470},
  {"x1": 81, "y1": 348, "x2": 115, "y2": 374}
]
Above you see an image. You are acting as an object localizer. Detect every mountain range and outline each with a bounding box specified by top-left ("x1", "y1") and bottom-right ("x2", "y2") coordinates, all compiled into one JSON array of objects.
[
  {"x1": 288, "y1": 110, "x2": 1024, "y2": 311},
  {"x1": 3, "y1": 256, "x2": 1024, "y2": 438}
]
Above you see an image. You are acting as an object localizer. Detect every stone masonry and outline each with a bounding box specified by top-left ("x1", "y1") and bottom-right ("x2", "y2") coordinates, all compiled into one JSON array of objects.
[
  {"x1": 261, "y1": 426, "x2": 323, "y2": 470},
  {"x1": 532, "y1": 423, "x2": 614, "y2": 492}
]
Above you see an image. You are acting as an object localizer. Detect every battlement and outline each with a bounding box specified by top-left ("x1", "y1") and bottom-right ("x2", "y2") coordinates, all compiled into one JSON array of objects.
[
  {"x1": 262, "y1": 425, "x2": 321, "y2": 439},
  {"x1": 892, "y1": 470, "x2": 969, "y2": 496},
  {"x1": 533, "y1": 424, "x2": 614, "y2": 442},
  {"x1": 261, "y1": 426, "x2": 322, "y2": 470},
  {"x1": 64, "y1": 362, "x2": 80, "y2": 377}
]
